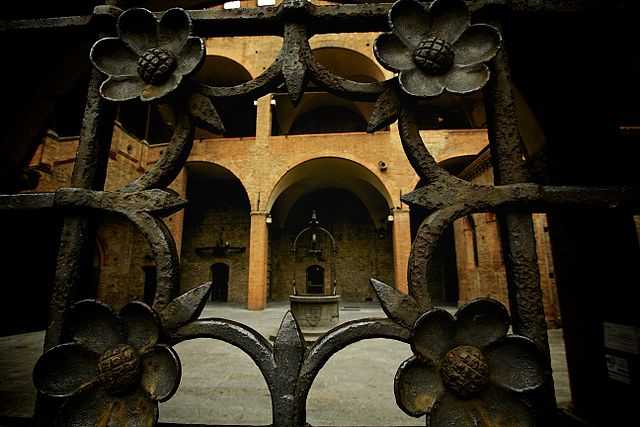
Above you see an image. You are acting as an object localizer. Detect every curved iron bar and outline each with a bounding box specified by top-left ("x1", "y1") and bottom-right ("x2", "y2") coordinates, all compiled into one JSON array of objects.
[
  {"x1": 194, "y1": 55, "x2": 285, "y2": 100},
  {"x1": 49, "y1": 187, "x2": 186, "y2": 313},
  {"x1": 294, "y1": 318, "x2": 410, "y2": 424},
  {"x1": 169, "y1": 318, "x2": 278, "y2": 416},
  {"x1": 396, "y1": 102, "x2": 463, "y2": 184},
  {"x1": 121, "y1": 105, "x2": 194, "y2": 193},
  {"x1": 406, "y1": 182, "x2": 640, "y2": 312},
  {"x1": 125, "y1": 212, "x2": 181, "y2": 312},
  {"x1": 195, "y1": 4, "x2": 389, "y2": 104},
  {"x1": 303, "y1": 44, "x2": 390, "y2": 102}
]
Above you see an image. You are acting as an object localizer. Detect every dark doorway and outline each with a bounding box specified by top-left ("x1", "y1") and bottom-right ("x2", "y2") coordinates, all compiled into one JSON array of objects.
[
  {"x1": 142, "y1": 266, "x2": 157, "y2": 306},
  {"x1": 306, "y1": 265, "x2": 325, "y2": 294},
  {"x1": 210, "y1": 263, "x2": 230, "y2": 302},
  {"x1": 426, "y1": 225, "x2": 459, "y2": 306}
]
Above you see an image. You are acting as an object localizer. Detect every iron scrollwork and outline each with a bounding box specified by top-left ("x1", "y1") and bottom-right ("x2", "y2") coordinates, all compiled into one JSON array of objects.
[{"x1": 0, "y1": 0, "x2": 633, "y2": 425}]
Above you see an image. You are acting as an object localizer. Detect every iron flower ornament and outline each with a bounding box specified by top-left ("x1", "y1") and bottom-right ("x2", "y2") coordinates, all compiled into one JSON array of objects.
[
  {"x1": 33, "y1": 300, "x2": 181, "y2": 425},
  {"x1": 374, "y1": 0, "x2": 502, "y2": 97},
  {"x1": 393, "y1": 298, "x2": 544, "y2": 426},
  {"x1": 90, "y1": 8, "x2": 205, "y2": 102}
]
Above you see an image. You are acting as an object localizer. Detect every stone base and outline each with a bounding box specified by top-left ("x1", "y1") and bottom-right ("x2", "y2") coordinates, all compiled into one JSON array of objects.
[{"x1": 288, "y1": 294, "x2": 340, "y2": 343}]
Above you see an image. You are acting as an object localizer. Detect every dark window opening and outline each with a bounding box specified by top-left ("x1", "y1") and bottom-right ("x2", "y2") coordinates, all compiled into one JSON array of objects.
[
  {"x1": 306, "y1": 265, "x2": 325, "y2": 294},
  {"x1": 210, "y1": 263, "x2": 230, "y2": 302},
  {"x1": 50, "y1": 75, "x2": 89, "y2": 138}
]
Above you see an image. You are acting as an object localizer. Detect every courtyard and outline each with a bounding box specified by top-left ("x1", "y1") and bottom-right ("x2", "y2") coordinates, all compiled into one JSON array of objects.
[{"x1": 0, "y1": 302, "x2": 570, "y2": 426}]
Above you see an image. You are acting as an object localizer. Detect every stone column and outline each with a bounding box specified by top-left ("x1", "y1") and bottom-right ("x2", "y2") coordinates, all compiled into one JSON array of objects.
[
  {"x1": 392, "y1": 207, "x2": 411, "y2": 294},
  {"x1": 255, "y1": 94, "x2": 273, "y2": 142},
  {"x1": 247, "y1": 211, "x2": 269, "y2": 310}
]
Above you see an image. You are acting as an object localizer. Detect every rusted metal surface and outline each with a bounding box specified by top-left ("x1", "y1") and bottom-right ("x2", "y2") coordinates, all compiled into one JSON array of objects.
[
  {"x1": 484, "y1": 45, "x2": 550, "y2": 356},
  {"x1": 45, "y1": 67, "x2": 116, "y2": 351},
  {"x1": 0, "y1": 0, "x2": 638, "y2": 425}
]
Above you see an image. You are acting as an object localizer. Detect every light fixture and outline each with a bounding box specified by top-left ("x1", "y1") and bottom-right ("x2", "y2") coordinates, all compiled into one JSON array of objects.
[
  {"x1": 266, "y1": 214, "x2": 273, "y2": 224},
  {"x1": 387, "y1": 214, "x2": 394, "y2": 222}
]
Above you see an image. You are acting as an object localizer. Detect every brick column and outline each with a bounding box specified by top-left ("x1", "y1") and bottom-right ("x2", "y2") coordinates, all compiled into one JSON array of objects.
[
  {"x1": 247, "y1": 211, "x2": 269, "y2": 310},
  {"x1": 392, "y1": 208, "x2": 411, "y2": 294},
  {"x1": 255, "y1": 94, "x2": 273, "y2": 142}
]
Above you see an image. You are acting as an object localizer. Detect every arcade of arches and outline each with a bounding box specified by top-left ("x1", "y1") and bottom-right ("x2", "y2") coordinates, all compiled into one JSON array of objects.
[{"x1": 27, "y1": 32, "x2": 562, "y2": 327}]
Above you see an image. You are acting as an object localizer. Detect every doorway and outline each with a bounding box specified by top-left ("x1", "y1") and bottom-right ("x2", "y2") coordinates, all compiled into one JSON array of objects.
[
  {"x1": 306, "y1": 265, "x2": 325, "y2": 294},
  {"x1": 210, "y1": 263, "x2": 230, "y2": 302}
]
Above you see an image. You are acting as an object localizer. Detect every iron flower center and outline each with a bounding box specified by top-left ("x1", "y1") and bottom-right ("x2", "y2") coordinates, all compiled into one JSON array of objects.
[
  {"x1": 440, "y1": 345, "x2": 489, "y2": 398},
  {"x1": 137, "y1": 47, "x2": 177, "y2": 85},
  {"x1": 413, "y1": 36, "x2": 454, "y2": 75},
  {"x1": 97, "y1": 344, "x2": 141, "y2": 395}
]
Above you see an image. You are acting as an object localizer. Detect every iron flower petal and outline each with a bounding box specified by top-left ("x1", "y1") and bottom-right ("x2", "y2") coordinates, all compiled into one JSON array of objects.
[
  {"x1": 141, "y1": 345, "x2": 182, "y2": 402},
  {"x1": 121, "y1": 388, "x2": 160, "y2": 426},
  {"x1": 374, "y1": 33, "x2": 415, "y2": 72},
  {"x1": 100, "y1": 76, "x2": 146, "y2": 102},
  {"x1": 90, "y1": 37, "x2": 139, "y2": 78},
  {"x1": 68, "y1": 300, "x2": 125, "y2": 354},
  {"x1": 429, "y1": 386, "x2": 534, "y2": 427},
  {"x1": 394, "y1": 355, "x2": 443, "y2": 417},
  {"x1": 486, "y1": 336, "x2": 546, "y2": 393},
  {"x1": 388, "y1": 0, "x2": 431, "y2": 49},
  {"x1": 428, "y1": 0, "x2": 470, "y2": 44},
  {"x1": 454, "y1": 298, "x2": 510, "y2": 348},
  {"x1": 453, "y1": 24, "x2": 502, "y2": 67},
  {"x1": 57, "y1": 386, "x2": 116, "y2": 426},
  {"x1": 141, "y1": 73, "x2": 181, "y2": 102},
  {"x1": 159, "y1": 8, "x2": 192, "y2": 57},
  {"x1": 399, "y1": 68, "x2": 445, "y2": 98},
  {"x1": 411, "y1": 308, "x2": 455, "y2": 363},
  {"x1": 444, "y1": 64, "x2": 490, "y2": 95},
  {"x1": 120, "y1": 301, "x2": 160, "y2": 352},
  {"x1": 33, "y1": 343, "x2": 98, "y2": 398},
  {"x1": 176, "y1": 37, "x2": 205, "y2": 76},
  {"x1": 117, "y1": 8, "x2": 159, "y2": 56}
]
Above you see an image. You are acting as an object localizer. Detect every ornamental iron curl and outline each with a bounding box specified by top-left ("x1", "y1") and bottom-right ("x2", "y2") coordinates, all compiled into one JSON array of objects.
[{"x1": 0, "y1": 0, "x2": 635, "y2": 426}]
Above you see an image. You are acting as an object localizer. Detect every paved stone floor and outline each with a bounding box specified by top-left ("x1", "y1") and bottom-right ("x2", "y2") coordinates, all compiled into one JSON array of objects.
[{"x1": 0, "y1": 302, "x2": 570, "y2": 426}]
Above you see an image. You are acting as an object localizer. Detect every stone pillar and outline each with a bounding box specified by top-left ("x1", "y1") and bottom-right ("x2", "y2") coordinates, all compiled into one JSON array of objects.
[
  {"x1": 392, "y1": 208, "x2": 411, "y2": 294},
  {"x1": 255, "y1": 94, "x2": 273, "y2": 142},
  {"x1": 247, "y1": 211, "x2": 269, "y2": 310}
]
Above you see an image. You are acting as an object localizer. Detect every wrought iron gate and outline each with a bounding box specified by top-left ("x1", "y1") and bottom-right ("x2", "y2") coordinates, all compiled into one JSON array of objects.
[{"x1": 0, "y1": 0, "x2": 637, "y2": 425}]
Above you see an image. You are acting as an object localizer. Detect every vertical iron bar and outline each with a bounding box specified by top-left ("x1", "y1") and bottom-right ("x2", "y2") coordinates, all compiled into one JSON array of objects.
[
  {"x1": 484, "y1": 37, "x2": 549, "y2": 355},
  {"x1": 44, "y1": 32, "x2": 116, "y2": 352},
  {"x1": 484, "y1": 24, "x2": 557, "y2": 417}
]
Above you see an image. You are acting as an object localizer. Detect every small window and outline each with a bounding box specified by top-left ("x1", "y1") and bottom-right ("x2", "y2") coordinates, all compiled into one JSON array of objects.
[
  {"x1": 257, "y1": 0, "x2": 276, "y2": 6},
  {"x1": 224, "y1": 1, "x2": 241, "y2": 9}
]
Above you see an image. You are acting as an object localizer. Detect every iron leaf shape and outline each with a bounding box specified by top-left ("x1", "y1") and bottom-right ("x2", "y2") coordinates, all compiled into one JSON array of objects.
[
  {"x1": 273, "y1": 311, "x2": 305, "y2": 377},
  {"x1": 281, "y1": 23, "x2": 308, "y2": 105},
  {"x1": 282, "y1": 55, "x2": 307, "y2": 106},
  {"x1": 369, "y1": 278, "x2": 422, "y2": 329},
  {"x1": 189, "y1": 92, "x2": 225, "y2": 134},
  {"x1": 367, "y1": 86, "x2": 400, "y2": 133},
  {"x1": 159, "y1": 282, "x2": 212, "y2": 332}
]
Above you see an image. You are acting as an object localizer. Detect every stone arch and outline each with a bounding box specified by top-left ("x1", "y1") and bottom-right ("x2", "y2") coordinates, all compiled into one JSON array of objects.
[
  {"x1": 312, "y1": 46, "x2": 385, "y2": 83},
  {"x1": 266, "y1": 156, "x2": 394, "y2": 227},
  {"x1": 266, "y1": 157, "x2": 396, "y2": 302},
  {"x1": 194, "y1": 56, "x2": 256, "y2": 138},
  {"x1": 185, "y1": 160, "x2": 251, "y2": 204},
  {"x1": 180, "y1": 161, "x2": 252, "y2": 304},
  {"x1": 195, "y1": 55, "x2": 253, "y2": 86}
]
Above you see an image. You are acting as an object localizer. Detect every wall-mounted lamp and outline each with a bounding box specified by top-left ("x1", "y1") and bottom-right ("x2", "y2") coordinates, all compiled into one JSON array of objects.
[
  {"x1": 387, "y1": 214, "x2": 394, "y2": 222},
  {"x1": 266, "y1": 214, "x2": 273, "y2": 224}
]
